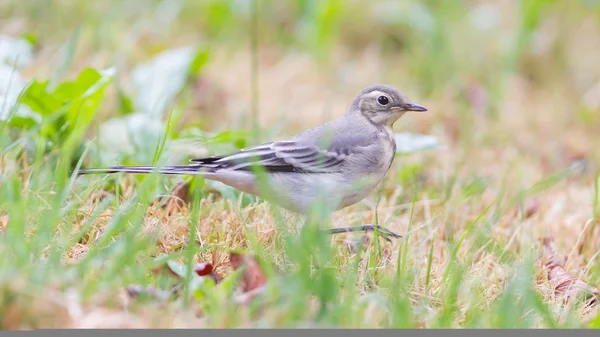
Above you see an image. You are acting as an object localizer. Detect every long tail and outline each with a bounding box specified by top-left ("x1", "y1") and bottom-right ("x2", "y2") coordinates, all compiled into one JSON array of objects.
[{"x1": 77, "y1": 165, "x2": 207, "y2": 176}]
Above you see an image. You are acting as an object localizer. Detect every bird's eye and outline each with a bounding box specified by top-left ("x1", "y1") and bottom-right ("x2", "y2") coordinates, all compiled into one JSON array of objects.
[{"x1": 377, "y1": 96, "x2": 389, "y2": 106}]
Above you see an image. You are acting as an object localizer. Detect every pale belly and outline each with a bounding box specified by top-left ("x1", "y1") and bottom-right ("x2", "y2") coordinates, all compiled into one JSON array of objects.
[{"x1": 261, "y1": 172, "x2": 385, "y2": 214}]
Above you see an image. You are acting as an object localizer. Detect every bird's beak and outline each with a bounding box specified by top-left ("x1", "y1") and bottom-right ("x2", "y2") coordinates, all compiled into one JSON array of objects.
[{"x1": 400, "y1": 102, "x2": 427, "y2": 112}]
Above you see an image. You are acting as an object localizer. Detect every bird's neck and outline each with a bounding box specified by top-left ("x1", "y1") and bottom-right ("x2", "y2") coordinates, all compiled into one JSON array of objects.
[{"x1": 382, "y1": 124, "x2": 394, "y2": 136}]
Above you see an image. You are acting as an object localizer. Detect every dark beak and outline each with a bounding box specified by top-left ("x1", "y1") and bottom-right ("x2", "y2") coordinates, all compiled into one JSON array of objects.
[{"x1": 402, "y1": 102, "x2": 428, "y2": 112}]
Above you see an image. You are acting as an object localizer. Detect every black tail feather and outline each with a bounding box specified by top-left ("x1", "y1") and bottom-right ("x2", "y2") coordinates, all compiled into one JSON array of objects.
[{"x1": 77, "y1": 165, "x2": 207, "y2": 176}]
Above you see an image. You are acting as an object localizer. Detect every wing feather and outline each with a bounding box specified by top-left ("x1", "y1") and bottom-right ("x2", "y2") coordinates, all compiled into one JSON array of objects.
[{"x1": 189, "y1": 141, "x2": 350, "y2": 174}]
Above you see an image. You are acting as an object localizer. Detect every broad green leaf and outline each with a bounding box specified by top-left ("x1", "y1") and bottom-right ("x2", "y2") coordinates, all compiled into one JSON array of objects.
[
  {"x1": 19, "y1": 80, "x2": 62, "y2": 117},
  {"x1": 62, "y1": 67, "x2": 115, "y2": 129},
  {"x1": 20, "y1": 67, "x2": 114, "y2": 135},
  {"x1": 166, "y1": 259, "x2": 188, "y2": 278},
  {"x1": 11, "y1": 66, "x2": 115, "y2": 157},
  {"x1": 6, "y1": 107, "x2": 41, "y2": 130}
]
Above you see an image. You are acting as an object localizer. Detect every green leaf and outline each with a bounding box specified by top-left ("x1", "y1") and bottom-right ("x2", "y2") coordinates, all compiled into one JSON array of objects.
[
  {"x1": 21, "y1": 67, "x2": 114, "y2": 122},
  {"x1": 116, "y1": 84, "x2": 134, "y2": 115},
  {"x1": 17, "y1": 67, "x2": 114, "y2": 150},
  {"x1": 20, "y1": 33, "x2": 37, "y2": 46},
  {"x1": 189, "y1": 49, "x2": 211, "y2": 75},
  {"x1": 62, "y1": 67, "x2": 115, "y2": 130},
  {"x1": 166, "y1": 259, "x2": 188, "y2": 278},
  {"x1": 7, "y1": 113, "x2": 40, "y2": 130},
  {"x1": 19, "y1": 80, "x2": 62, "y2": 116}
]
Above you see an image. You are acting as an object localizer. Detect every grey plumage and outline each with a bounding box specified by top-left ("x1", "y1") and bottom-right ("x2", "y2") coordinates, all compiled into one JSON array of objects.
[{"x1": 79, "y1": 84, "x2": 427, "y2": 215}]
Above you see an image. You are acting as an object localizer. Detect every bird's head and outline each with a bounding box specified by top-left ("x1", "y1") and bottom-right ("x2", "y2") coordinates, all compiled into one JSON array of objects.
[{"x1": 349, "y1": 84, "x2": 427, "y2": 127}]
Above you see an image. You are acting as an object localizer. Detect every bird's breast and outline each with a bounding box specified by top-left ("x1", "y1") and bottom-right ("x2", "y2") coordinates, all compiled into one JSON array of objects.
[{"x1": 377, "y1": 128, "x2": 397, "y2": 173}]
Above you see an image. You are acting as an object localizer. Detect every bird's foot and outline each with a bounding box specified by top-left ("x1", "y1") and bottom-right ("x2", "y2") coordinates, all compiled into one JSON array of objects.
[{"x1": 326, "y1": 224, "x2": 402, "y2": 243}]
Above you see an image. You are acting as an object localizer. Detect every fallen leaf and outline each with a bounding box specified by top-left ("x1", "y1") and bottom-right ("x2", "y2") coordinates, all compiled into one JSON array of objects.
[
  {"x1": 151, "y1": 260, "x2": 186, "y2": 279},
  {"x1": 0, "y1": 215, "x2": 8, "y2": 229},
  {"x1": 153, "y1": 259, "x2": 221, "y2": 294},
  {"x1": 194, "y1": 262, "x2": 214, "y2": 276},
  {"x1": 158, "y1": 181, "x2": 191, "y2": 212},
  {"x1": 229, "y1": 252, "x2": 268, "y2": 294},
  {"x1": 194, "y1": 262, "x2": 221, "y2": 284},
  {"x1": 541, "y1": 236, "x2": 599, "y2": 306},
  {"x1": 523, "y1": 199, "x2": 541, "y2": 219},
  {"x1": 513, "y1": 198, "x2": 541, "y2": 220}
]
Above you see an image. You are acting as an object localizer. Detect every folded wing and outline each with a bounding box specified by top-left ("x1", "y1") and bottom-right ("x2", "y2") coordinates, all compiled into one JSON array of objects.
[{"x1": 190, "y1": 140, "x2": 353, "y2": 174}]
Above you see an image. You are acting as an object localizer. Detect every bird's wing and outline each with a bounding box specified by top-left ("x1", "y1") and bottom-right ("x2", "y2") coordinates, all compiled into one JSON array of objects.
[{"x1": 190, "y1": 135, "x2": 373, "y2": 174}]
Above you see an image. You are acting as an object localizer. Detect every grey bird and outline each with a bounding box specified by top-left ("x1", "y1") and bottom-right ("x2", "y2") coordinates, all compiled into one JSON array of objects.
[{"x1": 78, "y1": 84, "x2": 427, "y2": 240}]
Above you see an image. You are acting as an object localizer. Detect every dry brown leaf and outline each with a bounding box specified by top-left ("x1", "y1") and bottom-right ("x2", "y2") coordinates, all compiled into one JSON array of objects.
[
  {"x1": 512, "y1": 198, "x2": 540, "y2": 220},
  {"x1": 194, "y1": 262, "x2": 222, "y2": 284},
  {"x1": 523, "y1": 198, "x2": 541, "y2": 219},
  {"x1": 541, "y1": 236, "x2": 599, "y2": 306},
  {"x1": 194, "y1": 262, "x2": 214, "y2": 276},
  {"x1": 153, "y1": 260, "x2": 221, "y2": 284},
  {"x1": 152, "y1": 262, "x2": 183, "y2": 279},
  {"x1": 229, "y1": 252, "x2": 268, "y2": 295},
  {"x1": 156, "y1": 181, "x2": 191, "y2": 213},
  {"x1": 0, "y1": 215, "x2": 8, "y2": 229}
]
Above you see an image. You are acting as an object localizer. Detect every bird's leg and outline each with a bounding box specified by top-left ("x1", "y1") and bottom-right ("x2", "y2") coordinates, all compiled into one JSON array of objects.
[{"x1": 325, "y1": 224, "x2": 402, "y2": 242}]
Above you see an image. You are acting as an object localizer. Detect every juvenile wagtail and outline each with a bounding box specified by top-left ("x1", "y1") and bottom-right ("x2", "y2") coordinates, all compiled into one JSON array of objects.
[{"x1": 79, "y1": 84, "x2": 427, "y2": 240}]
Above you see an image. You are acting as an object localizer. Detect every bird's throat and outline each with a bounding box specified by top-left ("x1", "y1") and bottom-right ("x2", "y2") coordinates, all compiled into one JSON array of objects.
[{"x1": 386, "y1": 111, "x2": 406, "y2": 127}]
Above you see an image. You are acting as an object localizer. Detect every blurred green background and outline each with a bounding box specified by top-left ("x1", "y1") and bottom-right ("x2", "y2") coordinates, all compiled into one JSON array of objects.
[{"x1": 2, "y1": 0, "x2": 600, "y2": 329}]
